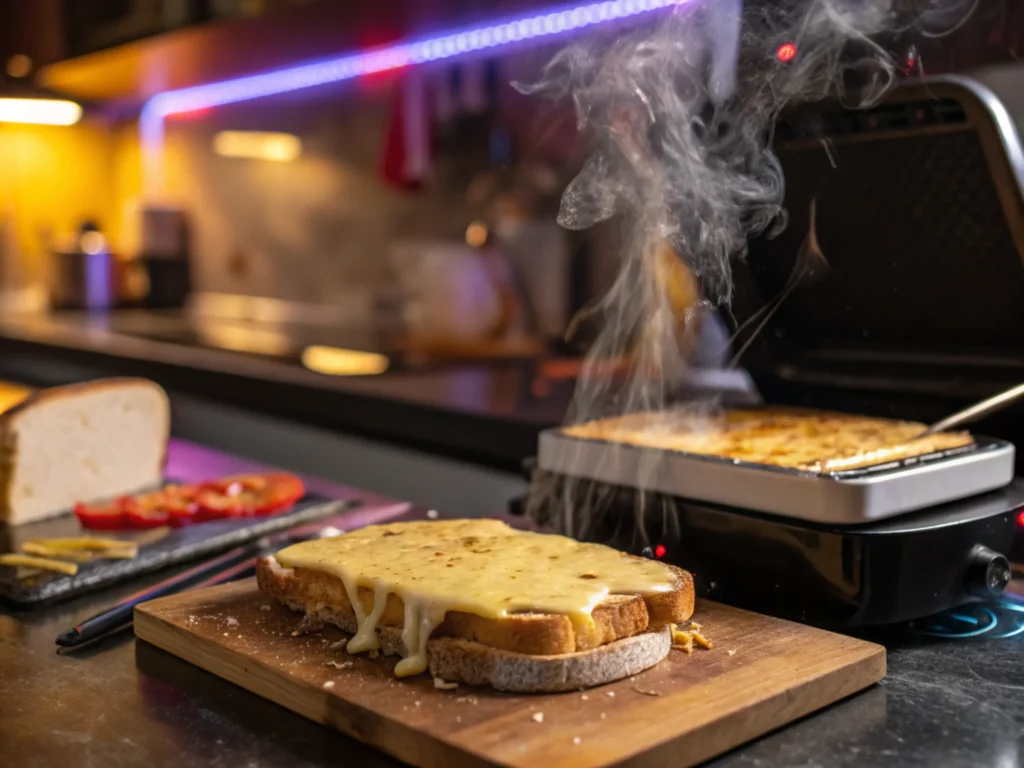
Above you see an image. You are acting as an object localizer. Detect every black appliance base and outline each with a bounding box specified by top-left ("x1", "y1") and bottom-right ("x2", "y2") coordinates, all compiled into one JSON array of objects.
[{"x1": 518, "y1": 472, "x2": 1024, "y2": 629}]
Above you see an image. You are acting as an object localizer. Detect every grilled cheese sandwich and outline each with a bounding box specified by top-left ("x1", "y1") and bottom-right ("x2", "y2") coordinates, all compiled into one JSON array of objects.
[{"x1": 257, "y1": 519, "x2": 694, "y2": 691}]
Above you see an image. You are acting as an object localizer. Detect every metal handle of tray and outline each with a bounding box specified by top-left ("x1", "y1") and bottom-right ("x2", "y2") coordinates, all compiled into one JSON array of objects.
[{"x1": 923, "y1": 382, "x2": 1024, "y2": 436}]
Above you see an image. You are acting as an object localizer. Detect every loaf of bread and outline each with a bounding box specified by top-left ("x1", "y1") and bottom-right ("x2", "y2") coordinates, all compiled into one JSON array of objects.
[{"x1": 0, "y1": 378, "x2": 170, "y2": 525}]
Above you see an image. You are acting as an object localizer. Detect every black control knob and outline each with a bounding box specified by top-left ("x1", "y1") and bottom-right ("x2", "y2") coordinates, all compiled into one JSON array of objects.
[{"x1": 964, "y1": 545, "x2": 1011, "y2": 599}]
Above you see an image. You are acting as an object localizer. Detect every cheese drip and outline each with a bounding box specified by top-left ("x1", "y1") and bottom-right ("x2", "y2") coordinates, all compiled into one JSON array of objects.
[{"x1": 274, "y1": 519, "x2": 677, "y2": 677}]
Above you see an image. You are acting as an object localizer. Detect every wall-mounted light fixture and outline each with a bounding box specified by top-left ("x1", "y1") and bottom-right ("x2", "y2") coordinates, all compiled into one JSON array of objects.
[
  {"x1": 141, "y1": 0, "x2": 686, "y2": 195},
  {"x1": 1, "y1": 56, "x2": 82, "y2": 126},
  {"x1": 213, "y1": 130, "x2": 302, "y2": 161},
  {"x1": 0, "y1": 96, "x2": 82, "y2": 125}
]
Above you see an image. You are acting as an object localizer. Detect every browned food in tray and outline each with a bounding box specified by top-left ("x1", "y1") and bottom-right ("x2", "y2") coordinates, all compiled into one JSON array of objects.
[{"x1": 561, "y1": 408, "x2": 975, "y2": 472}]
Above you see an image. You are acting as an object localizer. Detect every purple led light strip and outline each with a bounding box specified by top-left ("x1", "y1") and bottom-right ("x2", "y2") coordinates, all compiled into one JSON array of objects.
[{"x1": 140, "y1": 0, "x2": 682, "y2": 195}]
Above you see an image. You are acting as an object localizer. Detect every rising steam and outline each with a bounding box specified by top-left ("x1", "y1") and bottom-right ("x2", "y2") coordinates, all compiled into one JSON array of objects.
[{"x1": 522, "y1": 0, "x2": 977, "y2": 542}]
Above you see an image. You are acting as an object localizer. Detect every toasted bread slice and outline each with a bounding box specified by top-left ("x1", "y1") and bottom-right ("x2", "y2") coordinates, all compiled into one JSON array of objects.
[{"x1": 256, "y1": 554, "x2": 693, "y2": 691}]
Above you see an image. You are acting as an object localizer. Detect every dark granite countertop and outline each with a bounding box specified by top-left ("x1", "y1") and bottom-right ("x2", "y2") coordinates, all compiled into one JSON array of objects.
[
  {"x1": 2, "y1": 440, "x2": 1023, "y2": 767},
  {"x1": 0, "y1": 312, "x2": 569, "y2": 471}
]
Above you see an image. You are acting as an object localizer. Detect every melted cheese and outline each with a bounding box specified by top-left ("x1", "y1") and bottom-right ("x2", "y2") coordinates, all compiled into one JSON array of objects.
[
  {"x1": 563, "y1": 408, "x2": 974, "y2": 472},
  {"x1": 274, "y1": 519, "x2": 676, "y2": 677}
]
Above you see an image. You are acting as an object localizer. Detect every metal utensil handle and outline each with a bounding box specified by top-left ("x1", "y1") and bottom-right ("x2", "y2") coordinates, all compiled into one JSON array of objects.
[{"x1": 925, "y1": 382, "x2": 1024, "y2": 435}]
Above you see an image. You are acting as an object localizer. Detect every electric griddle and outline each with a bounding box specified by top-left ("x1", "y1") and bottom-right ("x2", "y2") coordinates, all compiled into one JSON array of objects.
[{"x1": 517, "y1": 66, "x2": 1024, "y2": 628}]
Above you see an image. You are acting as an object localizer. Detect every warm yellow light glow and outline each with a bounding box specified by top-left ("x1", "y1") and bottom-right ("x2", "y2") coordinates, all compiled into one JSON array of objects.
[
  {"x1": 465, "y1": 220, "x2": 489, "y2": 248},
  {"x1": 213, "y1": 131, "x2": 302, "y2": 162},
  {"x1": 301, "y1": 346, "x2": 390, "y2": 376},
  {"x1": 6, "y1": 54, "x2": 32, "y2": 79},
  {"x1": 79, "y1": 231, "x2": 107, "y2": 255},
  {"x1": 0, "y1": 97, "x2": 82, "y2": 126},
  {"x1": 0, "y1": 382, "x2": 32, "y2": 414},
  {"x1": 196, "y1": 321, "x2": 292, "y2": 356}
]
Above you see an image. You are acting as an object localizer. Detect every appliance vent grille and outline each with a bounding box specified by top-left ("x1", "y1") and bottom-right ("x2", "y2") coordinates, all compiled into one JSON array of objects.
[{"x1": 777, "y1": 98, "x2": 967, "y2": 142}]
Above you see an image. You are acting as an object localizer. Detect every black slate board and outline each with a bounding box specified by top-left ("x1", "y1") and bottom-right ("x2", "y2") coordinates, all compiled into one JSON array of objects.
[{"x1": 0, "y1": 492, "x2": 357, "y2": 605}]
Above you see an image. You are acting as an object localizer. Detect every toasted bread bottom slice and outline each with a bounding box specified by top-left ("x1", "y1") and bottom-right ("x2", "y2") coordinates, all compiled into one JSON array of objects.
[
  {"x1": 261, "y1": 565, "x2": 674, "y2": 692},
  {"x1": 256, "y1": 555, "x2": 693, "y2": 656}
]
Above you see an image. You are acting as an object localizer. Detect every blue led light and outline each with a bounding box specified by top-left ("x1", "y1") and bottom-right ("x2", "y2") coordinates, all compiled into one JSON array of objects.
[{"x1": 140, "y1": 0, "x2": 683, "y2": 185}]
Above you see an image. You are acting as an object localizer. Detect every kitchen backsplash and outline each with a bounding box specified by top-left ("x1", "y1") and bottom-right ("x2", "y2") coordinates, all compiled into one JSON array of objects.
[
  {"x1": 0, "y1": 49, "x2": 615, "y2": 324},
  {"x1": 163, "y1": 98, "x2": 465, "y2": 305},
  {"x1": 151, "y1": 54, "x2": 589, "y2": 311}
]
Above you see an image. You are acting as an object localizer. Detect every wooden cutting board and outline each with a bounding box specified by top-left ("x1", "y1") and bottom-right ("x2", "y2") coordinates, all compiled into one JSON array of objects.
[{"x1": 135, "y1": 580, "x2": 885, "y2": 768}]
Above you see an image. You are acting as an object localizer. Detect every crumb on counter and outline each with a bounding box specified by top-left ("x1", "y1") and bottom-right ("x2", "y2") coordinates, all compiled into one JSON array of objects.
[
  {"x1": 433, "y1": 677, "x2": 459, "y2": 690},
  {"x1": 532, "y1": 712, "x2": 545, "y2": 723},
  {"x1": 573, "y1": 737, "x2": 582, "y2": 745},
  {"x1": 633, "y1": 687, "x2": 661, "y2": 697},
  {"x1": 260, "y1": 604, "x2": 272, "y2": 611},
  {"x1": 691, "y1": 630, "x2": 713, "y2": 650},
  {"x1": 323, "y1": 681, "x2": 335, "y2": 689},
  {"x1": 225, "y1": 617, "x2": 239, "y2": 628}
]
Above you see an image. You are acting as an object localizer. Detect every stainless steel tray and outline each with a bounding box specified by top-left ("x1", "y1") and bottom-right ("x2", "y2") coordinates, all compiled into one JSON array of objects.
[{"x1": 537, "y1": 430, "x2": 1016, "y2": 525}]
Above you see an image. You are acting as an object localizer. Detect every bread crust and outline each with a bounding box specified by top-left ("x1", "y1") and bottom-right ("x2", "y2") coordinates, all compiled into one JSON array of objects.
[
  {"x1": 0, "y1": 378, "x2": 167, "y2": 427},
  {"x1": 255, "y1": 554, "x2": 693, "y2": 656}
]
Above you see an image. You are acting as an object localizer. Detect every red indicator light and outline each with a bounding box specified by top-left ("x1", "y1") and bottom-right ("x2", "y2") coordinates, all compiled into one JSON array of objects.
[
  {"x1": 1017, "y1": 510, "x2": 1024, "y2": 527},
  {"x1": 654, "y1": 544, "x2": 667, "y2": 559},
  {"x1": 777, "y1": 43, "x2": 797, "y2": 63}
]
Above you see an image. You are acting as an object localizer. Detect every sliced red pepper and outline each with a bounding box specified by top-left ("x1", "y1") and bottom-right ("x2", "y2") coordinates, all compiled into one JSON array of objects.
[{"x1": 74, "y1": 501, "x2": 126, "y2": 530}]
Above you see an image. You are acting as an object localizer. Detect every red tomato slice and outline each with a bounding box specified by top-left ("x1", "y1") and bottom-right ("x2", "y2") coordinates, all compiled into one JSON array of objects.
[
  {"x1": 194, "y1": 473, "x2": 303, "y2": 519},
  {"x1": 123, "y1": 506, "x2": 170, "y2": 528},
  {"x1": 74, "y1": 501, "x2": 126, "y2": 530},
  {"x1": 161, "y1": 484, "x2": 199, "y2": 527},
  {"x1": 121, "y1": 493, "x2": 171, "y2": 528},
  {"x1": 193, "y1": 488, "x2": 249, "y2": 521},
  {"x1": 75, "y1": 474, "x2": 303, "y2": 530},
  {"x1": 253, "y1": 473, "x2": 304, "y2": 516}
]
